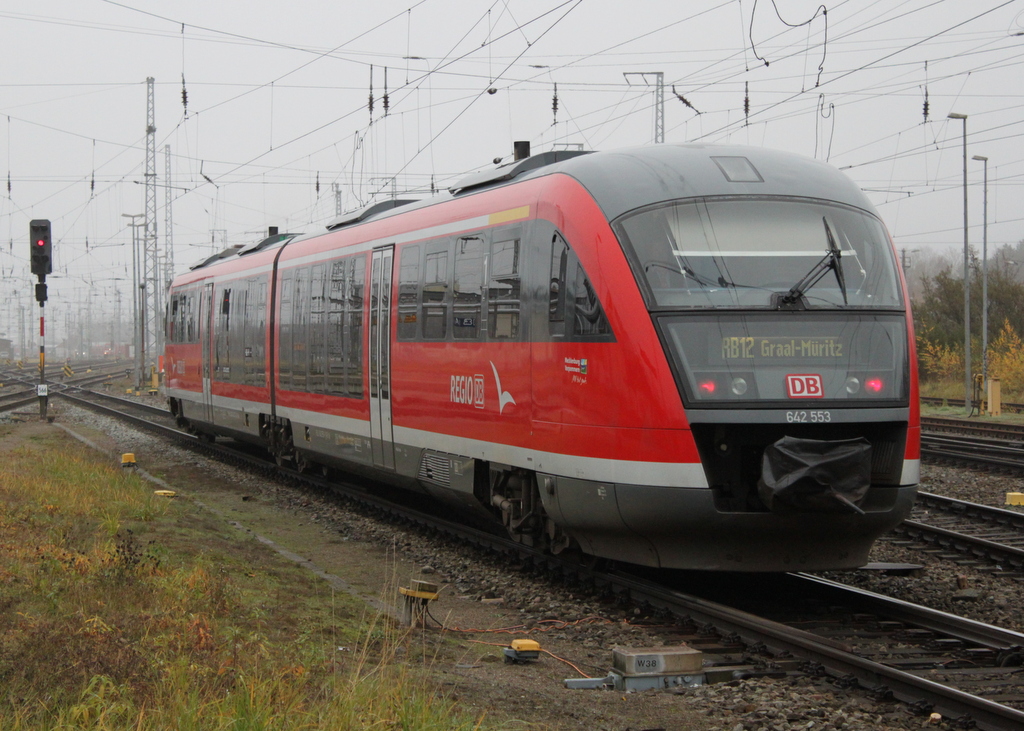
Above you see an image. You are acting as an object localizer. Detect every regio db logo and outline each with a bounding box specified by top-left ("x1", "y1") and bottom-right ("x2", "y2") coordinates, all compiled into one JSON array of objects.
[{"x1": 451, "y1": 374, "x2": 485, "y2": 409}]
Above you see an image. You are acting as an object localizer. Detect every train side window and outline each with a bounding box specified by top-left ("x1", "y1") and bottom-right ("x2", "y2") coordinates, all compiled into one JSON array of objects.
[
  {"x1": 397, "y1": 245, "x2": 420, "y2": 341},
  {"x1": 177, "y1": 295, "x2": 183, "y2": 343},
  {"x1": 548, "y1": 233, "x2": 568, "y2": 337},
  {"x1": 242, "y1": 279, "x2": 255, "y2": 385},
  {"x1": 348, "y1": 255, "x2": 366, "y2": 397},
  {"x1": 242, "y1": 277, "x2": 265, "y2": 386},
  {"x1": 571, "y1": 263, "x2": 611, "y2": 338},
  {"x1": 422, "y1": 240, "x2": 450, "y2": 340},
  {"x1": 278, "y1": 272, "x2": 293, "y2": 388},
  {"x1": 179, "y1": 293, "x2": 188, "y2": 343},
  {"x1": 309, "y1": 263, "x2": 327, "y2": 393},
  {"x1": 214, "y1": 287, "x2": 231, "y2": 382},
  {"x1": 327, "y1": 258, "x2": 347, "y2": 395},
  {"x1": 547, "y1": 230, "x2": 612, "y2": 340},
  {"x1": 168, "y1": 296, "x2": 178, "y2": 343},
  {"x1": 255, "y1": 280, "x2": 267, "y2": 382},
  {"x1": 230, "y1": 284, "x2": 247, "y2": 384},
  {"x1": 183, "y1": 292, "x2": 192, "y2": 343},
  {"x1": 292, "y1": 268, "x2": 309, "y2": 392},
  {"x1": 454, "y1": 236, "x2": 484, "y2": 340},
  {"x1": 489, "y1": 237, "x2": 520, "y2": 339}
]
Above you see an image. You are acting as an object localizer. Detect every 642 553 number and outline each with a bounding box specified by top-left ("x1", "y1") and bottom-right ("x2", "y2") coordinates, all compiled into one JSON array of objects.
[{"x1": 786, "y1": 410, "x2": 831, "y2": 423}]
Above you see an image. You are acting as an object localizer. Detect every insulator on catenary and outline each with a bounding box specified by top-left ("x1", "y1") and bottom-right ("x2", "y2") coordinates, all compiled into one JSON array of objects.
[
  {"x1": 552, "y1": 83, "x2": 558, "y2": 125},
  {"x1": 368, "y1": 65, "x2": 375, "y2": 119},
  {"x1": 383, "y1": 67, "x2": 389, "y2": 116},
  {"x1": 922, "y1": 60, "x2": 929, "y2": 123},
  {"x1": 744, "y1": 81, "x2": 750, "y2": 125}
]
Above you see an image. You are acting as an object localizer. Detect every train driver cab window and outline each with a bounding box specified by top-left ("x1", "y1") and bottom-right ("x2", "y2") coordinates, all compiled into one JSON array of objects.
[
  {"x1": 421, "y1": 240, "x2": 450, "y2": 340},
  {"x1": 548, "y1": 231, "x2": 612, "y2": 340}
]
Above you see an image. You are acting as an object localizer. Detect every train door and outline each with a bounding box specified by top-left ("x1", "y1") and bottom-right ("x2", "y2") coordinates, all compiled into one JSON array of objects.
[
  {"x1": 369, "y1": 246, "x2": 395, "y2": 469},
  {"x1": 199, "y1": 281, "x2": 215, "y2": 423}
]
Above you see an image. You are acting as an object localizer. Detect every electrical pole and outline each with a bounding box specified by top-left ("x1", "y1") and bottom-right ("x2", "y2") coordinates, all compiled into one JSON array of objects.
[
  {"x1": 123, "y1": 214, "x2": 144, "y2": 391},
  {"x1": 164, "y1": 144, "x2": 174, "y2": 293},
  {"x1": 623, "y1": 71, "x2": 665, "y2": 144},
  {"x1": 144, "y1": 77, "x2": 159, "y2": 389},
  {"x1": 333, "y1": 183, "x2": 343, "y2": 216}
]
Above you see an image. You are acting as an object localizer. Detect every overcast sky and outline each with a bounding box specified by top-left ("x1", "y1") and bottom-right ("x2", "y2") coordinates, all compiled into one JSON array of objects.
[{"x1": 1, "y1": 0, "x2": 1023, "y2": 346}]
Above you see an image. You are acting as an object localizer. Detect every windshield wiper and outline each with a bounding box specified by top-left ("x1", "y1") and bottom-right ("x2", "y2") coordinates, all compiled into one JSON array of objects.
[
  {"x1": 779, "y1": 217, "x2": 848, "y2": 306},
  {"x1": 645, "y1": 261, "x2": 737, "y2": 289}
]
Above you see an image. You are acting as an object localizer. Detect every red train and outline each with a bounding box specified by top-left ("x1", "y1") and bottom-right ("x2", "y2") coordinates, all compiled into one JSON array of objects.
[{"x1": 165, "y1": 144, "x2": 919, "y2": 571}]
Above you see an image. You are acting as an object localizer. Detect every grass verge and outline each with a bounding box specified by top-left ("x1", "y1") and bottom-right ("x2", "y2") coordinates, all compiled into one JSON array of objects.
[{"x1": 0, "y1": 428, "x2": 487, "y2": 730}]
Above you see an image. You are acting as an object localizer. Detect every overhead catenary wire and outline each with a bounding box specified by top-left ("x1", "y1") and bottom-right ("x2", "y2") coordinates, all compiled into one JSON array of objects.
[{"x1": 2, "y1": 0, "x2": 1024, "y2": 298}]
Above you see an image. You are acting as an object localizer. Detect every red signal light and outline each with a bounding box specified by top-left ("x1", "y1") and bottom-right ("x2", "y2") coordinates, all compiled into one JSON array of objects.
[
  {"x1": 36, "y1": 239, "x2": 45, "y2": 246},
  {"x1": 865, "y1": 378, "x2": 884, "y2": 393}
]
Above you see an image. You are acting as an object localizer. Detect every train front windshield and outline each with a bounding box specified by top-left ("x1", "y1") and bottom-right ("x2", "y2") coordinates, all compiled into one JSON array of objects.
[
  {"x1": 616, "y1": 197, "x2": 908, "y2": 406},
  {"x1": 617, "y1": 197, "x2": 902, "y2": 310}
]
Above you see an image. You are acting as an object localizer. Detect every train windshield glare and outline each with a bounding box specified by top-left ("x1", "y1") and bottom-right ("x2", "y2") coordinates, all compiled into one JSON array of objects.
[{"x1": 617, "y1": 197, "x2": 902, "y2": 309}]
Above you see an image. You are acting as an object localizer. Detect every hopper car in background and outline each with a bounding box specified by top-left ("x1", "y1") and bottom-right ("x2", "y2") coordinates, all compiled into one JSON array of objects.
[{"x1": 165, "y1": 144, "x2": 919, "y2": 572}]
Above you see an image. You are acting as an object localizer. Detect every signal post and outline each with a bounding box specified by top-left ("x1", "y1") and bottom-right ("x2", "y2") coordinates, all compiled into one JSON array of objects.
[{"x1": 29, "y1": 220, "x2": 52, "y2": 420}]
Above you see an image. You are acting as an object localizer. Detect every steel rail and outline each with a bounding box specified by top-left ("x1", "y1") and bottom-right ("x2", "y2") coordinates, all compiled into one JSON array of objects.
[
  {"x1": 916, "y1": 492, "x2": 1024, "y2": 531},
  {"x1": 922, "y1": 416, "x2": 1024, "y2": 441},
  {"x1": 921, "y1": 396, "x2": 1024, "y2": 413},
  {"x1": 608, "y1": 570, "x2": 1024, "y2": 731},
  {"x1": 62, "y1": 384, "x2": 171, "y2": 419},
  {"x1": 0, "y1": 396, "x2": 43, "y2": 413},
  {"x1": 921, "y1": 433, "x2": 1024, "y2": 473},
  {"x1": 895, "y1": 519, "x2": 1024, "y2": 572}
]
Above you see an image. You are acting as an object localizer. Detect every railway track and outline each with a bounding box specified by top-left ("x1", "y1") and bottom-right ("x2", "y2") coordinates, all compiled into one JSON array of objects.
[
  {"x1": 920, "y1": 414, "x2": 1024, "y2": 473},
  {"x1": 894, "y1": 493, "x2": 1024, "y2": 574},
  {"x1": 0, "y1": 387, "x2": 40, "y2": 413},
  {"x1": 48, "y1": 387, "x2": 1024, "y2": 730},
  {"x1": 921, "y1": 396, "x2": 1024, "y2": 414},
  {"x1": 922, "y1": 416, "x2": 1024, "y2": 442},
  {"x1": 0, "y1": 365, "x2": 126, "y2": 414}
]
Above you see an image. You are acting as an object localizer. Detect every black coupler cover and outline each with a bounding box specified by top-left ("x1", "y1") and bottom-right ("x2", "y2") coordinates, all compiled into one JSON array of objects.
[{"x1": 757, "y1": 436, "x2": 872, "y2": 515}]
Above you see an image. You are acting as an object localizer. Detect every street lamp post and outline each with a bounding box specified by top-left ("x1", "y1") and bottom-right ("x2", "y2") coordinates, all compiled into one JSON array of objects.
[
  {"x1": 948, "y1": 112, "x2": 970, "y2": 415},
  {"x1": 122, "y1": 213, "x2": 144, "y2": 391},
  {"x1": 972, "y1": 154, "x2": 989, "y2": 399}
]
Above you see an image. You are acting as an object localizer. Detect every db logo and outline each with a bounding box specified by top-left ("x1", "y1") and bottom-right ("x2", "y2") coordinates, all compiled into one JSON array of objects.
[{"x1": 786, "y1": 374, "x2": 824, "y2": 398}]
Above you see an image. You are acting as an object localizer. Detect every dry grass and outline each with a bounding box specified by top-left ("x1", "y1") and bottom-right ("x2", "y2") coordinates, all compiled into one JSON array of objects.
[{"x1": 0, "y1": 437, "x2": 488, "y2": 730}]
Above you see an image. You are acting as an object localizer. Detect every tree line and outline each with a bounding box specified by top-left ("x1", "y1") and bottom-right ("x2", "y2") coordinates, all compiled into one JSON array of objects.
[{"x1": 909, "y1": 241, "x2": 1024, "y2": 398}]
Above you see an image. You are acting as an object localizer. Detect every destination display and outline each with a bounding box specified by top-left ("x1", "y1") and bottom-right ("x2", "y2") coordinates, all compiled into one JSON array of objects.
[
  {"x1": 660, "y1": 313, "x2": 909, "y2": 404},
  {"x1": 721, "y1": 335, "x2": 844, "y2": 360}
]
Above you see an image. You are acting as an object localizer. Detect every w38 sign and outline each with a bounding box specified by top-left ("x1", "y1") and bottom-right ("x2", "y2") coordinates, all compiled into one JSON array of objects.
[{"x1": 786, "y1": 374, "x2": 824, "y2": 398}]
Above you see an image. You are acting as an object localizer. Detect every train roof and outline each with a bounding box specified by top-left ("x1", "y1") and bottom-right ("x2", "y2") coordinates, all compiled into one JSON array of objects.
[
  {"x1": 335, "y1": 144, "x2": 876, "y2": 230},
  {"x1": 178, "y1": 145, "x2": 875, "y2": 276},
  {"x1": 506, "y1": 144, "x2": 877, "y2": 222}
]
